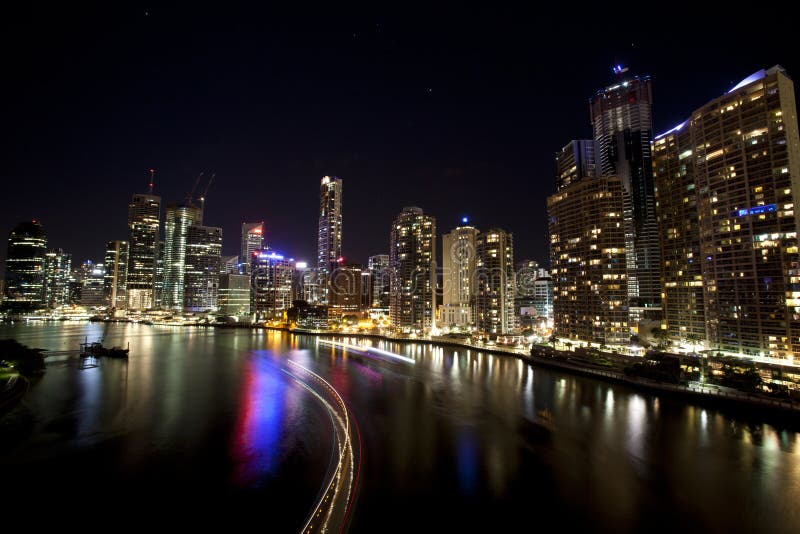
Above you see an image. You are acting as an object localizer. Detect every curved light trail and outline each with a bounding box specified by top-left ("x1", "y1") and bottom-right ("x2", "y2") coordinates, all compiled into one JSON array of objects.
[
  {"x1": 284, "y1": 359, "x2": 361, "y2": 533},
  {"x1": 318, "y1": 339, "x2": 415, "y2": 365}
]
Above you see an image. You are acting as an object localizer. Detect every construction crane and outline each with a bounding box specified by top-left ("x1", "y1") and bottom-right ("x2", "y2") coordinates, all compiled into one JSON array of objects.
[
  {"x1": 199, "y1": 173, "x2": 215, "y2": 212},
  {"x1": 187, "y1": 172, "x2": 204, "y2": 205}
]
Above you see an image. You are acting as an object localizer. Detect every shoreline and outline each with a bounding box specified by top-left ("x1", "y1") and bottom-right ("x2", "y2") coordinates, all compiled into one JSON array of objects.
[{"x1": 256, "y1": 325, "x2": 800, "y2": 415}]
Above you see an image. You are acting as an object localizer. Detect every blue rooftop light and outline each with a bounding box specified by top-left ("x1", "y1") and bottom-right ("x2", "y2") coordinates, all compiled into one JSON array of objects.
[
  {"x1": 655, "y1": 119, "x2": 689, "y2": 140},
  {"x1": 728, "y1": 69, "x2": 766, "y2": 93},
  {"x1": 462, "y1": 216, "x2": 468, "y2": 224}
]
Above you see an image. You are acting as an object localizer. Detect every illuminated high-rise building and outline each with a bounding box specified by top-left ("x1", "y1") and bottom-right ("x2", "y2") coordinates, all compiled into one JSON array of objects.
[
  {"x1": 43, "y1": 248, "x2": 71, "y2": 308},
  {"x1": 127, "y1": 173, "x2": 161, "y2": 310},
  {"x1": 240, "y1": 222, "x2": 264, "y2": 274},
  {"x1": 317, "y1": 175, "x2": 343, "y2": 303},
  {"x1": 3, "y1": 220, "x2": 47, "y2": 310},
  {"x1": 251, "y1": 250, "x2": 294, "y2": 320},
  {"x1": 389, "y1": 207, "x2": 436, "y2": 331},
  {"x1": 440, "y1": 221, "x2": 479, "y2": 328},
  {"x1": 655, "y1": 66, "x2": 800, "y2": 359},
  {"x1": 161, "y1": 204, "x2": 203, "y2": 311},
  {"x1": 548, "y1": 147, "x2": 628, "y2": 345},
  {"x1": 330, "y1": 262, "x2": 364, "y2": 311},
  {"x1": 653, "y1": 121, "x2": 705, "y2": 347},
  {"x1": 218, "y1": 273, "x2": 251, "y2": 317},
  {"x1": 103, "y1": 240, "x2": 129, "y2": 310},
  {"x1": 556, "y1": 140, "x2": 597, "y2": 190},
  {"x1": 80, "y1": 261, "x2": 106, "y2": 307},
  {"x1": 591, "y1": 73, "x2": 661, "y2": 318},
  {"x1": 475, "y1": 228, "x2": 516, "y2": 334},
  {"x1": 184, "y1": 225, "x2": 222, "y2": 311},
  {"x1": 368, "y1": 254, "x2": 390, "y2": 309}
]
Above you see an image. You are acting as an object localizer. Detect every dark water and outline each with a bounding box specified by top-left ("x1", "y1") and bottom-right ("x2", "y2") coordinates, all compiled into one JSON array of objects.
[{"x1": 1, "y1": 323, "x2": 798, "y2": 533}]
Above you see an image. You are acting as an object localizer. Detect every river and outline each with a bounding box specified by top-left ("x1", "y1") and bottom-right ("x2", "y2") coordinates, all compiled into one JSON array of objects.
[{"x1": 1, "y1": 322, "x2": 798, "y2": 532}]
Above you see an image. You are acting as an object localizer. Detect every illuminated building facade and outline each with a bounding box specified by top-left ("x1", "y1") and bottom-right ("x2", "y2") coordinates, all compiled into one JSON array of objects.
[
  {"x1": 218, "y1": 273, "x2": 251, "y2": 317},
  {"x1": 103, "y1": 240, "x2": 129, "y2": 310},
  {"x1": 251, "y1": 250, "x2": 294, "y2": 320},
  {"x1": 440, "y1": 223, "x2": 479, "y2": 328},
  {"x1": 161, "y1": 204, "x2": 203, "y2": 310},
  {"x1": 678, "y1": 66, "x2": 800, "y2": 359},
  {"x1": 184, "y1": 225, "x2": 222, "y2": 311},
  {"x1": 80, "y1": 260, "x2": 106, "y2": 307},
  {"x1": 548, "y1": 168, "x2": 628, "y2": 345},
  {"x1": 3, "y1": 220, "x2": 47, "y2": 310},
  {"x1": 126, "y1": 190, "x2": 160, "y2": 310},
  {"x1": 556, "y1": 140, "x2": 597, "y2": 190},
  {"x1": 389, "y1": 207, "x2": 436, "y2": 330},
  {"x1": 43, "y1": 248, "x2": 71, "y2": 308},
  {"x1": 653, "y1": 122, "x2": 706, "y2": 346},
  {"x1": 475, "y1": 228, "x2": 516, "y2": 334},
  {"x1": 591, "y1": 74, "x2": 661, "y2": 316},
  {"x1": 317, "y1": 175, "x2": 342, "y2": 304},
  {"x1": 240, "y1": 222, "x2": 264, "y2": 274},
  {"x1": 368, "y1": 254, "x2": 390, "y2": 309},
  {"x1": 330, "y1": 262, "x2": 364, "y2": 311}
]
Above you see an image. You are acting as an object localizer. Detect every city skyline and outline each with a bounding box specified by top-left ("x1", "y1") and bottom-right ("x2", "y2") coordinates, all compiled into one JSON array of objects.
[{"x1": 2, "y1": 6, "x2": 798, "y2": 266}]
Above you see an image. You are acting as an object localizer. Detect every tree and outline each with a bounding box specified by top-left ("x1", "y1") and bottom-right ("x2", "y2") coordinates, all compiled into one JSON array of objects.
[
  {"x1": 652, "y1": 328, "x2": 671, "y2": 351},
  {"x1": 685, "y1": 333, "x2": 701, "y2": 354}
]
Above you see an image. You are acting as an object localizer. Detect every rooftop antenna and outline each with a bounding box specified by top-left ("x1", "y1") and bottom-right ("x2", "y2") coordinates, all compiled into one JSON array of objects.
[{"x1": 148, "y1": 168, "x2": 156, "y2": 194}]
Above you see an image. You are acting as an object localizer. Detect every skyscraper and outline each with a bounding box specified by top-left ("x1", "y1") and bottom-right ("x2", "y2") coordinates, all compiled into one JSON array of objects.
[
  {"x1": 556, "y1": 140, "x2": 598, "y2": 190},
  {"x1": 80, "y1": 261, "x2": 106, "y2": 307},
  {"x1": 475, "y1": 228, "x2": 516, "y2": 335},
  {"x1": 218, "y1": 273, "x2": 251, "y2": 317},
  {"x1": 127, "y1": 176, "x2": 161, "y2": 310},
  {"x1": 440, "y1": 222, "x2": 479, "y2": 328},
  {"x1": 389, "y1": 207, "x2": 436, "y2": 331},
  {"x1": 161, "y1": 204, "x2": 203, "y2": 310},
  {"x1": 43, "y1": 248, "x2": 71, "y2": 308},
  {"x1": 653, "y1": 121, "x2": 705, "y2": 347},
  {"x1": 3, "y1": 220, "x2": 47, "y2": 310},
  {"x1": 548, "y1": 148, "x2": 628, "y2": 345},
  {"x1": 317, "y1": 175, "x2": 343, "y2": 303},
  {"x1": 591, "y1": 74, "x2": 661, "y2": 318},
  {"x1": 184, "y1": 225, "x2": 222, "y2": 311},
  {"x1": 368, "y1": 254, "x2": 390, "y2": 309},
  {"x1": 104, "y1": 240, "x2": 129, "y2": 311},
  {"x1": 330, "y1": 262, "x2": 364, "y2": 311},
  {"x1": 655, "y1": 66, "x2": 800, "y2": 359},
  {"x1": 251, "y1": 250, "x2": 294, "y2": 320},
  {"x1": 240, "y1": 222, "x2": 264, "y2": 274}
]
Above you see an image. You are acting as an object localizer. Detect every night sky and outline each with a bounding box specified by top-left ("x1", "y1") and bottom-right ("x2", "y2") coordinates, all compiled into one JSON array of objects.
[{"x1": 2, "y1": 5, "x2": 797, "y2": 267}]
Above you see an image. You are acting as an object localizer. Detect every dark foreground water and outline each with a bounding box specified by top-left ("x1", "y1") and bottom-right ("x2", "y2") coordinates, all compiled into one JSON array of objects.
[{"x1": 1, "y1": 323, "x2": 798, "y2": 532}]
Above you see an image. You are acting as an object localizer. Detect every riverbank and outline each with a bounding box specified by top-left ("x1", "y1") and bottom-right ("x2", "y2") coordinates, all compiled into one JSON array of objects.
[
  {"x1": 260, "y1": 325, "x2": 800, "y2": 414},
  {"x1": 0, "y1": 374, "x2": 29, "y2": 417}
]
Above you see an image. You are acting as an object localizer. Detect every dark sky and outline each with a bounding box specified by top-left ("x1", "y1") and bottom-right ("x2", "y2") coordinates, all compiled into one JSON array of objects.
[{"x1": 2, "y1": 5, "x2": 797, "y2": 267}]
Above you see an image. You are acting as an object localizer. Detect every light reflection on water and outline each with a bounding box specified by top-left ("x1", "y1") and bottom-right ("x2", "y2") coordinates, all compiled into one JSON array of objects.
[{"x1": 0, "y1": 324, "x2": 799, "y2": 532}]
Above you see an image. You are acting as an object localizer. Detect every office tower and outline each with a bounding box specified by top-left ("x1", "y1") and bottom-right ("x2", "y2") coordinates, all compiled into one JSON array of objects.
[
  {"x1": 161, "y1": 204, "x2": 203, "y2": 310},
  {"x1": 389, "y1": 207, "x2": 436, "y2": 331},
  {"x1": 127, "y1": 176, "x2": 161, "y2": 310},
  {"x1": 103, "y1": 240, "x2": 129, "y2": 310},
  {"x1": 330, "y1": 262, "x2": 364, "y2": 311},
  {"x1": 515, "y1": 261, "x2": 553, "y2": 323},
  {"x1": 221, "y1": 255, "x2": 240, "y2": 274},
  {"x1": 154, "y1": 240, "x2": 165, "y2": 307},
  {"x1": 218, "y1": 273, "x2": 251, "y2": 317},
  {"x1": 43, "y1": 249, "x2": 71, "y2": 308},
  {"x1": 475, "y1": 229, "x2": 516, "y2": 334},
  {"x1": 548, "y1": 163, "x2": 628, "y2": 345},
  {"x1": 368, "y1": 254, "x2": 390, "y2": 309},
  {"x1": 251, "y1": 250, "x2": 295, "y2": 320},
  {"x1": 556, "y1": 140, "x2": 598, "y2": 190},
  {"x1": 440, "y1": 222, "x2": 479, "y2": 328},
  {"x1": 240, "y1": 222, "x2": 264, "y2": 274},
  {"x1": 317, "y1": 175, "x2": 343, "y2": 303},
  {"x1": 300, "y1": 267, "x2": 324, "y2": 304},
  {"x1": 653, "y1": 121, "x2": 705, "y2": 347},
  {"x1": 360, "y1": 269, "x2": 372, "y2": 310},
  {"x1": 184, "y1": 225, "x2": 222, "y2": 311},
  {"x1": 591, "y1": 74, "x2": 661, "y2": 317},
  {"x1": 3, "y1": 220, "x2": 47, "y2": 310},
  {"x1": 656, "y1": 66, "x2": 800, "y2": 359},
  {"x1": 80, "y1": 261, "x2": 106, "y2": 307}
]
